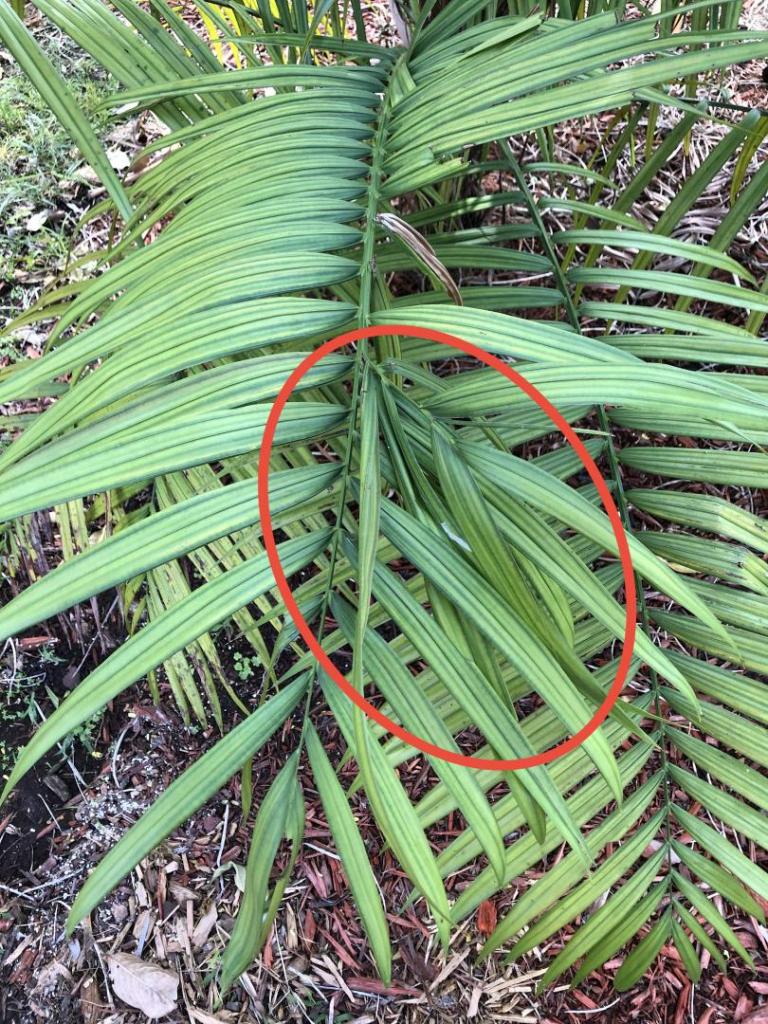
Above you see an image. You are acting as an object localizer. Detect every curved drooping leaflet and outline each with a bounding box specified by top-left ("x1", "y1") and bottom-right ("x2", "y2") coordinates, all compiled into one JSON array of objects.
[{"x1": 1, "y1": 0, "x2": 768, "y2": 991}]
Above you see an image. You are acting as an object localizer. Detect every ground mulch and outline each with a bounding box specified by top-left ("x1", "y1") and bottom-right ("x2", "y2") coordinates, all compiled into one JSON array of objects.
[{"x1": 1, "y1": 634, "x2": 767, "y2": 1024}]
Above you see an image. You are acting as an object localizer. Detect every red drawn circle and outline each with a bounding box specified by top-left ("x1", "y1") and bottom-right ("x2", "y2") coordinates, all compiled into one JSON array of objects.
[{"x1": 258, "y1": 325, "x2": 637, "y2": 771}]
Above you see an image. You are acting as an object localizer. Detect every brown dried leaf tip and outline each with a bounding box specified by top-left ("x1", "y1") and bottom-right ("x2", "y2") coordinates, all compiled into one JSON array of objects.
[{"x1": 376, "y1": 211, "x2": 463, "y2": 306}]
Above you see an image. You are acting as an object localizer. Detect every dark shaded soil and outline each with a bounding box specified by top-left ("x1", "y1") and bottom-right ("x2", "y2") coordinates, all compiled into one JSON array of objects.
[{"x1": 0, "y1": 645, "x2": 90, "y2": 884}]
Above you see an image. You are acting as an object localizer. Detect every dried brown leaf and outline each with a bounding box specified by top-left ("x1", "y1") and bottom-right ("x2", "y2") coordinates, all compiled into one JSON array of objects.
[
  {"x1": 376, "y1": 212, "x2": 463, "y2": 306},
  {"x1": 477, "y1": 900, "x2": 497, "y2": 936},
  {"x1": 741, "y1": 1008, "x2": 768, "y2": 1024},
  {"x1": 80, "y1": 975, "x2": 108, "y2": 1024},
  {"x1": 107, "y1": 952, "x2": 179, "y2": 1019}
]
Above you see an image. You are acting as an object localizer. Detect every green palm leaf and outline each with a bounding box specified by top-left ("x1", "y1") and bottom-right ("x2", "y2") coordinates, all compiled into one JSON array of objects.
[{"x1": 2, "y1": 0, "x2": 767, "y2": 995}]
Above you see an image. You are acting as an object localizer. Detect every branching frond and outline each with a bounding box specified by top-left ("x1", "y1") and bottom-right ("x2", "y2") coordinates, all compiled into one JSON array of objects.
[{"x1": 1, "y1": 0, "x2": 767, "y2": 995}]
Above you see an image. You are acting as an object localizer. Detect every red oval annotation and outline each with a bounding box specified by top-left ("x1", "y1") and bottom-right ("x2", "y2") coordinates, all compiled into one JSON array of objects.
[{"x1": 257, "y1": 325, "x2": 636, "y2": 771}]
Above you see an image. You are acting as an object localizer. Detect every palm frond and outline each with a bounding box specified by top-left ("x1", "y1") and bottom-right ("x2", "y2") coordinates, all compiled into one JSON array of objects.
[{"x1": 1, "y1": 0, "x2": 767, "y2": 994}]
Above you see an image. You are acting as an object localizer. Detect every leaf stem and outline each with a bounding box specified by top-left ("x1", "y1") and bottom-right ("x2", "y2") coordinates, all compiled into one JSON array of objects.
[{"x1": 294, "y1": 61, "x2": 395, "y2": 739}]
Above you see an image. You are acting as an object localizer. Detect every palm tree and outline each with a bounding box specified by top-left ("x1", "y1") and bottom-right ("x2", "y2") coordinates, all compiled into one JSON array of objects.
[{"x1": 1, "y1": 0, "x2": 767, "y2": 994}]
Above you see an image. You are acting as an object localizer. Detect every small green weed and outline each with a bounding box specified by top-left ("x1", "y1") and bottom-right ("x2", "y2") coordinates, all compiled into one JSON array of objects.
[
  {"x1": 0, "y1": 644, "x2": 101, "y2": 776},
  {"x1": 0, "y1": 23, "x2": 113, "y2": 332},
  {"x1": 0, "y1": 666, "x2": 41, "y2": 776},
  {"x1": 232, "y1": 651, "x2": 259, "y2": 682}
]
